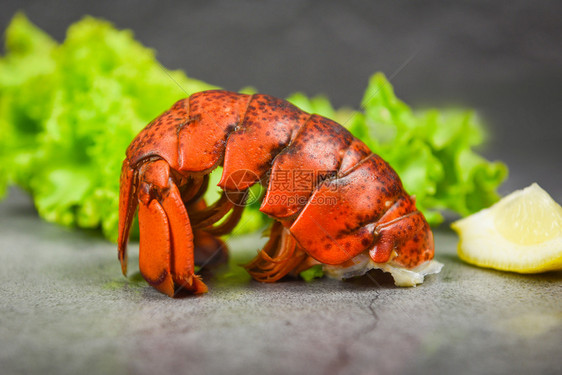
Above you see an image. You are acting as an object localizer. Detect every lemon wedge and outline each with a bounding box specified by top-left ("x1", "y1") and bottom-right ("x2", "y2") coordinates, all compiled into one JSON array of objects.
[{"x1": 451, "y1": 183, "x2": 562, "y2": 273}]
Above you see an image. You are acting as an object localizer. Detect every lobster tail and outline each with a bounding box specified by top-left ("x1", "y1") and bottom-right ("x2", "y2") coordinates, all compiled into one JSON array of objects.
[
  {"x1": 118, "y1": 158, "x2": 139, "y2": 276},
  {"x1": 118, "y1": 89, "x2": 439, "y2": 296}
]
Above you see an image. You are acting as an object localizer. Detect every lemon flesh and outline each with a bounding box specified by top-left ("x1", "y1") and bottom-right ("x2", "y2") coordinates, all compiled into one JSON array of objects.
[{"x1": 451, "y1": 183, "x2": 562, "y2": 273}]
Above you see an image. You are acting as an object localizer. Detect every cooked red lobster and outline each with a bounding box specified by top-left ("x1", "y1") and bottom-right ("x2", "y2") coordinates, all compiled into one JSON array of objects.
[{"x1": 118, "y1": 90, "x2": 437, "y2": 297}]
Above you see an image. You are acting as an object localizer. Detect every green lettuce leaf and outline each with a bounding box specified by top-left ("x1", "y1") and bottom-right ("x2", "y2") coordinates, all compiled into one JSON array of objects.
[{"x1": 299, "y1": 265, "x2": 324, "y2": 282}]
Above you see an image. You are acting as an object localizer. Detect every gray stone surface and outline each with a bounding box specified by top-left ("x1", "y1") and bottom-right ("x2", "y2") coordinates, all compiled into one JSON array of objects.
[{"x1": 1, "y1": 187, "x2": 561, "y2": 375}]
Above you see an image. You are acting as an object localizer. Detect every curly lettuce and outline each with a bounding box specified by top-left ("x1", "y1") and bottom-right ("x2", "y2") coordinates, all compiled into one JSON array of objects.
[
  {"x1": 0, "y1": 13, "x2": 215, "y2": 240},
  {"x1": 0, "y1": 14, "x2": 507, "y2": 243}
]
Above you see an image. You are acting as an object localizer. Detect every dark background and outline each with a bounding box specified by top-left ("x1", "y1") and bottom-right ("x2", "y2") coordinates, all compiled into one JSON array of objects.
[{"x1": 2, "y1": 0, "x2": 561, "y2": 200}]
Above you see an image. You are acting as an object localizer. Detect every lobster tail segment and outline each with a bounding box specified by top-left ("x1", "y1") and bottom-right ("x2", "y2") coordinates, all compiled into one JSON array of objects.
[
  {"x1": 219, "y1": 94, "x2": 308, "y2": 191},
  {"x1": 289, "y1": 155, "x2": 392, "y2": 264},
  {"x1": 178, "y1": 91, "x2": 252, "y2": 173},
  {"x1": 118, "y1": 158, "x2": 139, "y2": 276}
]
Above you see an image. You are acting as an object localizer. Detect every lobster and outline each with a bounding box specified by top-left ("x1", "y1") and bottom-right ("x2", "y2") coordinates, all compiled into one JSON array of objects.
[{"x1": 118, "y1": 90, "x2": 437, "y2": 297}]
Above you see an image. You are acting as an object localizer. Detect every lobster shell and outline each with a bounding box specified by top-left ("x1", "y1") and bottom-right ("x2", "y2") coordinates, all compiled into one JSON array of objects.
[{"x1": 118, "y1": 90, "x2": 435, "y2": 296}]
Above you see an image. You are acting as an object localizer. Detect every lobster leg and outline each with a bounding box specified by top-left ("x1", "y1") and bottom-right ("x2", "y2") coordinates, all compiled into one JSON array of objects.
[
  {"x1": 137, "y1": 160, "x2": 207, "y2": 297},
  {"x1": 245, "y1": 221, "x2": 308, "y2": 282},
  {"x1": 188, "y1": 191, "x2": 248, "y2": 267},
  {"x1": 190, "y1": 192, "x2": 234, "y2": 229}
]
